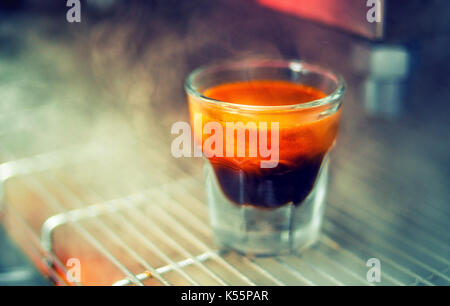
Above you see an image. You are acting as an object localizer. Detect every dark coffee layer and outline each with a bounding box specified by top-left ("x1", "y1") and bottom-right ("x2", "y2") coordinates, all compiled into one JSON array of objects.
[{"x1": 210, "y1": 155, "x2": 324, "y2": 208}]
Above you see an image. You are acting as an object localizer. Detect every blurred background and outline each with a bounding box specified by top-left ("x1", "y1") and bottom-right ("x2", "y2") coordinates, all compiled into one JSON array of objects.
[{"x1": 0, "y1": 0, "x2": 449, "y2": 286}]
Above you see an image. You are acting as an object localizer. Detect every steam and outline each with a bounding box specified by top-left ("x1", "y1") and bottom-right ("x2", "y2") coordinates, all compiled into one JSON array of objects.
[{"x1": 0, "y1": 0, "x2": 344, "y2": 285}]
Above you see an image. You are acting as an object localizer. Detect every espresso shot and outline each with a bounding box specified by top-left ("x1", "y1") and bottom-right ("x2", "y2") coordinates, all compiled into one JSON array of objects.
[{"x1": 186, "y1": 60, "x2": 345, "y2": 255}]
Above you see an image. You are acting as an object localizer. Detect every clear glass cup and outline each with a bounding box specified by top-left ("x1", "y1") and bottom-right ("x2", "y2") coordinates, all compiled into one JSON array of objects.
[{"x1": 185, "y1": 59, "x2": 345, "y2": 255}]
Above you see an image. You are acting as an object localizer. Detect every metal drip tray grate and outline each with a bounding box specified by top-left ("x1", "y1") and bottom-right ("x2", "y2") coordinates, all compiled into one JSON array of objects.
[{"x1": 1, "y1": 130, "x2": 449, "y2": 286}]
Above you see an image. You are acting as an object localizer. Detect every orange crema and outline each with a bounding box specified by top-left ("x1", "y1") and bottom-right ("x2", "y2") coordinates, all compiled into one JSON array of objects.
[
  {"x1": 204, "y1": 80, "x2": 327, "y2": 106},
  {"x1": 188, "y1": 80, "x2": 341, "y2": 208}
]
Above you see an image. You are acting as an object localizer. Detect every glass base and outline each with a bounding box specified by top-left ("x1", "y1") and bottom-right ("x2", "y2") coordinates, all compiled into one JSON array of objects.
[{"x1": 204, "y1": 158, "x2": 329, "y2": 256}]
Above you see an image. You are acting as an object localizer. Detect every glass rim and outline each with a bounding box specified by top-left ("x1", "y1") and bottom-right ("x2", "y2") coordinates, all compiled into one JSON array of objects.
[{"x1": 185, "y1": 58, "x2": 346, "y2": 112}]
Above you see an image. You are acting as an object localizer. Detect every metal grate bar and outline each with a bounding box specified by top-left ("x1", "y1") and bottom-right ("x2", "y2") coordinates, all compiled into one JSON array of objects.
[
  {"x1": 318, "y1": 235, "x2": 404, "y2": 286},
  {"x1": 1, "y1": 136, "x2": 447, "y2": 286},
  {"x1": 0, "y1": 144, "x2": 103, "y2": 182},
  {"x1": 303, "y1": 248, "x2": 373, "y2": 285},
  {"x1": 99, "y1": 150, "x2": 261, "y2": 286},
  {"x1": 0, "y1": 147, "x2": 148, "y2": 286},
  {"x1": 330, "y1": 192, "x2": 450, "y2": 268},
  {"x1": 154, "y1": 188, "x2": 290, "y2": 285},
  {"x1": 4, "y1": 204, "x2": 71, "y2": 286},
  {"x1": 330, "y1": 185, "x2": 450, "y2": 275},
  {"x1": 23, "y1": 177, "x2": 145, "y2": 286},
  {"x1": 290, "y1": 256, "x2": 344, "y2": 286},
  {"x1": 112, "y1": 252, "x2": 215, "y2": 286},
  {"x1": 244, "y1": 259, "x2": 286, "y2": 286},
  {"x1": 33, "y1": 154, "x2": 255, "y2": 286},
  {"x1": 67, "y1": 164, "x2": 230, "y2": 286},
  {"x1": 49, "y1": 177, "x2": 201, "y2": 286},
  {"x1": 51, "y1": 170, "x2": 232, "y2": 286},
  {"x1": 142, "y1": 191, "x2": 258, "y2": 286},
  {"x1": 94, "y1": 193, "x2": 230, "y2": 286},
  {"x1": 334, "y1": 160, "x2": 450, "y2": 250},
  {"x1": 327, "y1": 204, "x2": 449, "y2": 283},
  {"x1": 43, "y1": 176, "x2": 194, "y2": 286},
  {"x1": 138, "y1": 161, "x2": 369, "y2": 286},
  {"x1": 272, "y1": 258, "x2": 316, "y2": 285},
  {"x1": 169, "y1": 176, "x2": 367, "y2": 286},
  {"x1": 323, "y1": 216, "x2": 435, "y2": 286},
  {"x1": 336, "y1": 145, "x2": 449, "y2": 229}
]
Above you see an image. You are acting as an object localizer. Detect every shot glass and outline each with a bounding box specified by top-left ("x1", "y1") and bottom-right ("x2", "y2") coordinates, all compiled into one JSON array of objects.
[{"x1": 185, "y1": 59, "x2": 345, "y2": 255}]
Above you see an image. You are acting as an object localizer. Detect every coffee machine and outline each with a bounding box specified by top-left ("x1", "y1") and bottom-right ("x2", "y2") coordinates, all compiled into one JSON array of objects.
[{"x1": 257, "y1": 0, "x2": 450, "y2": 117}]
